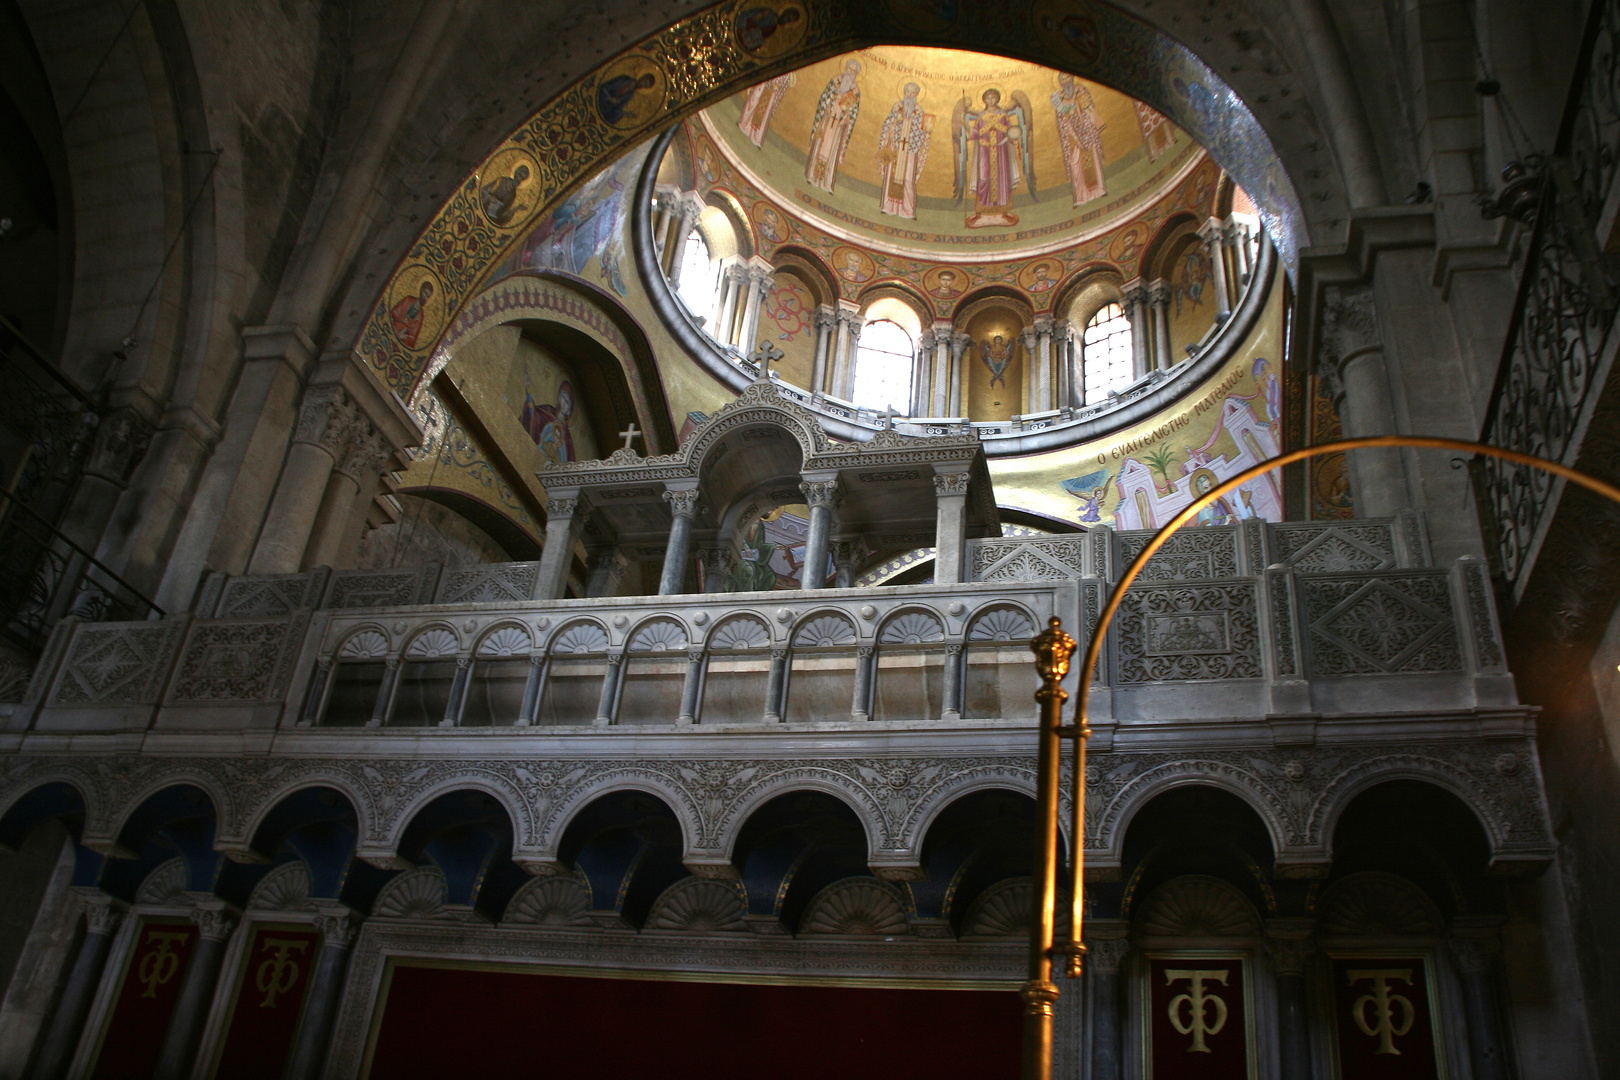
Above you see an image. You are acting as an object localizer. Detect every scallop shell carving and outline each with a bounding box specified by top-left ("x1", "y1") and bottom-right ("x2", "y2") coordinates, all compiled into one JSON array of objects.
[
  {"x1": 248, "y1": 861, "x2": 312, "y2": 911},
  {"x1": 879, "y1": 611, "x2": 945, "y2": 644},
  {"x1": 404, "y1": 628, "x2": 459, "y2": 659},
  {"x1": 477, "y1": 626, "x2": 532, "y2": 657},
  {"x1": 1135, "y1": 875, "x2": 1260, "y2": 937},
  {"x1": 1319, "y1": 872, "x2": 1440, "y2": 936},
  {"x1": 373, "y1": 867, "x2": 448, "y2": 920},
  {"x1": 968, "y1": 607, "x2": 1036, "y2": 641},
  {"x1": 794, "y1": 614, "x2": 857, "y2": 648},
  {"x1": 709, "y1": 615, "x2": 769, "y2": 650},
  {"x1": 644, "y1": 878, "x2": 747, "y2": 932},
  {"x1": 800, "y1": 877, "x2": 909, "y2": 936},
  {"x1": 503, "y1": 875, "x2": 593, "y2": 926},
  {"x1": 552, "y1": 621, "x2": 610, "y2": 654},
  {"x1": 629, "y1": 619, "x2": 688, "y2": 652},
  {"x1": 963, "y1": 878, "x2": 1033, "y2": 937},
  {"x1": 338, "y1": 630, "x2": 389, "y2": 659},
  {"x1": 136, "y1": 857, "x2": 191, "y2": 906}
]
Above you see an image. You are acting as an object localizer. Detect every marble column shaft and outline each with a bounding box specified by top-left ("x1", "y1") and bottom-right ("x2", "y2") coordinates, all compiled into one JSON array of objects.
[
  {"x1": 932, "y1": 470, "x2": 970, "y2": 585},
  {"x1": 284, "y1": 907, "x2": 360, "y2": 1080},
  {"x1": 659, "y1": 488, "x2": 701, "y2": 595},
  {"x1": 1321, "y1": 285, "x2": 1411, "y2": 517},
  {"x1": 1121, "y1": 279, "x2": 1151, "y2": 380},
  {"x1": 948, "y1": 332, "x2": 971, "y2": 417},
  {"x1": 799, "y1": 479, "x2": 840, "y2": 590},
  {"x1": 28, "y1": 894, "x2": 123, "y2": 1080},
  {"x1": 535, "y1": 493, "x2": 590, "y2": 600},
  {"x1": 152, "y1": 904, "x2": 236, "y2": 1080},
  {"x1": 1148, "y1": 279, "x2": 1173, "y2": 371},
  {"x1": 249, "y1": 385, "x2": 355, "y2": 574},
  {"x1": 1200, "y1": 217, "x2": 1232, "y2": 318},
  {"x1": 810, "y1": 306, "x2": 837, "y2": 394}
]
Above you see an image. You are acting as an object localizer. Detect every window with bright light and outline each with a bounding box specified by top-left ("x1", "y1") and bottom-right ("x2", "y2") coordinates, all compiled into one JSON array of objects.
[
  {"x1": 675, "y1": 229, "x2": 720, "y2": 325},
  {"x1": 851, "y1": 318, "x2": 915, "y2": 413},
  {"x1": 1082, "y1": 302, "x2": 1133, "y2": 405}
]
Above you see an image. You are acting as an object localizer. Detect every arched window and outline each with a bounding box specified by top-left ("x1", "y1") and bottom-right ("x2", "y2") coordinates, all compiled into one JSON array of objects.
[
  {"x1": 1082, "y1": 302, "x2": 1133, "y2": 405},
  {"x1": 675, "y1": 228, "x2": 719, "y2": 321},
  {"x1": 852, "y1": 318, "x2": 915, "y2": 413}
]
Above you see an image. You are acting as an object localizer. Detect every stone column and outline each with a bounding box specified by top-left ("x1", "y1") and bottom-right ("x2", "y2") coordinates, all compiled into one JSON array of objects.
[
  {"x1": 830, "y1": 301, "x2": 863, "y2": 400},
  {"x1": 283, "y1": 905, "x2": 360, "y2": 1080},
  {"x1": 1052, "y1": 321, "x2": 1075, "y2": 409},
  {"x1": 153, "y1": 902, "x2": 237, "y2": 1080},
  {"x1": 1266, "y1": 920, "x2": 1316, "y2": 1080},
  {"x1": 1120, "y1": 278, "x2": 1151, "y2": 380},
  {"x1": 1450, "y1": 932, "x2": 1510, "y2": 1080},
  {"x1": 941, "y1": 642, "x2": 963, "y2": 721},
  {"x1": 948, "y1": 332, "x2": 971, "y2": 417},
  {"x1": 830, "y1": 540, "x2": 860, "y2": 588},
  {"x1": 933, "y1": 470, "x2": 970, "y2": 584},
  {"x1": 1200, "y1": 217, "x2": 1232, "y2": 318},
  {"x1": 700, "y1": 547, "x2": 730, "y2": 593},
  {"x1": 28, "y1": 892, "x2": 124, "y2": 1080},
  {"x1": 716, "y1": 264, "x2": 747, "y2": 346},
  {"x1": 659, "y1": 487, "x2": 701, "y2": 595},
  {"x1": 1019, "y1": 325, "x2": 1039, "y2": 415},
  {"x1": 925, "y1": 322, "x2": 949, "y2": 415},
  {"x1": 1226, "y1": 220, "x2": 1252, "y2": 285},
  {"x1": 736, "y1": 260, "x2": 775, "y2": 355},
  {"x1": 665, "y1": 194, "x2": 705, "y2": 285},
  {"x1": 303, "y1": 422, "x2": 387, "y2": 570},
  {"x1": 1033, "y1": 317, "x2": 1055, "y2": 411},
  {"x1": 677, "y1": 650, "x2": 705, "y2": 724},
  {"x1": 535, "y1": 492, "x2": 590, "y2": 600},
  {"x1": 50, "y1": 408, "x2": 153, "y2": 607},
  {"x1": 798, "y1": 478, "x2": 841, "y2": 590},
  {"x1": 1148, "y1": 279, "x2": 1174, "y2": 371},
  {"x1": 584, "y1": 547, "x2": 629, "y2": 598},
  {"x1": 914, "y1": 329, "x2": 936, "y2": 415},
  {"x1": 1086, "y1": 934, "x2": 1132, "y2": 1080},
  {"x1": 651, "y1": 185, "x2": 678, "y2": 259},
  {"x1": 1321, "y1": 285, "x2": 1412, "y2": 517},
  {"x1": 249, "y1": 385, "x2": 356, "y2": 574},
  {"x1": 810, "y1": 305, "x2": 837, "y2": 394}
]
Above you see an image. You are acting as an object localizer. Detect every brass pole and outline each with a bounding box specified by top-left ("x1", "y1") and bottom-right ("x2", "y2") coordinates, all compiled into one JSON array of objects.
[
  {"x1": 1023, "y1": 617, "x2": 1075, "y2": 1080},
  {"x1": 1022, "y1": 435, "x2": 1620, "y2": 1080}
]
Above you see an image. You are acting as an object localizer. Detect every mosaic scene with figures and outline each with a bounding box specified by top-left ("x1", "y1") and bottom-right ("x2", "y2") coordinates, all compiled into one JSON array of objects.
[{"x1": 0, "y1": 1, "x2": 1612, "y2": 1079}]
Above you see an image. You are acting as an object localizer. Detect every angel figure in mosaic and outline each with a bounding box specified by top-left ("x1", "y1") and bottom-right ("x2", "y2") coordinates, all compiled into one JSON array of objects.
[
  {"x1": 952, "y1": 87, "x2": 1035, "y2": 228},
  {"x1": 977, "y1": 332, "x2": 1015, "y2": 388}
]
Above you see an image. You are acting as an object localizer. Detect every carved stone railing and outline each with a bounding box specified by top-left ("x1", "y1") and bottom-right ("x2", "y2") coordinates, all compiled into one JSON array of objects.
[{"x1": 4, "y1": 518, "x2": 1514, "y2": 737}]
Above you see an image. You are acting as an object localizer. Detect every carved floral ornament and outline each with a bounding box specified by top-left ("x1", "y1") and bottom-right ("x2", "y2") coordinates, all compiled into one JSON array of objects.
[{"x1": 353, "y1": 1, "x2": 1305, "y2": 404}]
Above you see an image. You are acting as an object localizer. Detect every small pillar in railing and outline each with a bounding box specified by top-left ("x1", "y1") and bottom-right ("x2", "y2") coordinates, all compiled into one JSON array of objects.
[
  {"x1": 933, "y1": 469, "x2": 970, "y2": 584},
  {"x1": 831, "y1": 540, "x2": 861, "y2": 588},
  {"x1": 850, "y1": 646, "x2": 874, "y2": 721},
  {"x1": 366, "y1": 658, "x2": 400, "y2": 727},
  {"x1": 763, "y1": 647, "x2": 788, "y2": 723},
  {"x1": 799, "y1": 477, "x2": 841, "y2": 590},
  {"x1": 516, "y1": 655, "x2": 546, "y2": 726},
  {"x1": 440, "y1": 656, "x2": 472, "y2": 727},
  {"x1": 301, "y1": 658, "x2": 333, "y2": 726},
  {"x1": 678, "y1": 650, "x2": 705, "y2": 725},
  {"x1": 941, "y1": 642, "x2": 963, "y2": 721},
  {"x1": 659, "y1": 486, "x2": 701, "y2": 595},
  {"x1": 1148, "y1": 279, "x2": 1173, "y2": 371},
  {"x1": 595, "y1": 651, "x2": 624, "y2": 726}
]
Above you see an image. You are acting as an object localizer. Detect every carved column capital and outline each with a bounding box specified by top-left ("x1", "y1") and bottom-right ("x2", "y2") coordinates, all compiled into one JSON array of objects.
[
  {"x1": 76, "y1": 889, "x2": 127, "y2": 936},
  {"x1": 334, "y1": 423, "x2": 392, "y2": 482},
  {"x1": 1320, "y1": 285, "x2": 1381, "y2": 369},
  {"x1": 918, "y1": 329, "x2": 937, "y2": 352},
  {"x1": 312, "y1": 903, "x2": 361, "y2": 949},
  {"x1": 1033, "y1": 315, "x2": 1055, "y2": 336},
  {"x1": 85, "y1": 408, "x2": 154, "y2": 485},
  {"x1": 1447, "y1": 932, "x2": 1500, "y2": 974},
  {"x1": 295, "y1": 385, "x2": 357, "y2": 454},
  {"x1": 545, "y1": 493, "x2": 589, "y2": 520},
  {"x1": 800, "y1": 478, "x2": 843, "y2": 510},
  {"x1": 1264, "y1": 920, "x2": 1317, "y2": 976},
  {"x1": 829, "y1": 540, "x2": 861, "y2": 565},
  {"x1": 933, "y1": 471, "x2": 971, "y2": 497},
  {"x1": 1147, "y1": 279, "x2": 1172, "y2": 308},
  {"x1": 662, "y1": 487, "x2": 702, "y2": 518},
  {"x1": 1019, "y1": 325, "x2": 1038, "y2": 353},
  {"x1": 814, "y1": 305, "x2": 838, "y2": 330},
  {"x1": 1084, "y1": 936, "x2": 1132, "y2": 975},
  {"x1": 191, "y1": 901, "x2": 239, "y2": 942},
  {"x1": 948, "y1": 331, "x2": 972, "y2": 359},
  {"x1": 1197, "y1": 215, "x2": 1226, "y2": 245},
  {"x1": 1119, "y1": 277, "x2": 1149, "y2": 309}
]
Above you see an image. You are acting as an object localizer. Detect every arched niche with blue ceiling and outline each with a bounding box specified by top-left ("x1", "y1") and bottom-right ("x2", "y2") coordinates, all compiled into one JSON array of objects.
[
  {"x1": 556, "y1": 791, "x2": 688, "y2": 929},
  {"x1": 99, "y1": 785, "x2": 220, "y2": 903},
  {"x1": 730, "y1": 790, "x2": 869, "y2": 932},
  {"x1": 0, "y1": 781, "x2": 102, "y2": 889},
  {"x1": 394, "y1": 789, "x2": 525, "y2": 921},
  {"x1": 242, "y1": 786, "x2": 385, "y2": 911},
  {"x1": 908, "y1": 789, "x2": 1046, "y2": 934},
  {"x1": 1116, "y1": 786, "x2": 1278, "y2": 926}
]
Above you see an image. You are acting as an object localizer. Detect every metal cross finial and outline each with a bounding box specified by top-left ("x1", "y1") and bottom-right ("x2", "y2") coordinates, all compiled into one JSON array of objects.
[
  {"x1": 618, "y1": 422, "x2": 641, "y2": 452},
  {"x1": 750, "y1": 341, "x2": 784, "y2": 380}
]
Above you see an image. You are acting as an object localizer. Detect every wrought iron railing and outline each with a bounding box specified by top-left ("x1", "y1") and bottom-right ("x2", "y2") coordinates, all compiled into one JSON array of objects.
[
  {"x1": 1477, "y1": 0, "x2": 1620, "y2": 596},
  {"x1": 0, "y1": 488, "x2": 163, "y2": 654}
]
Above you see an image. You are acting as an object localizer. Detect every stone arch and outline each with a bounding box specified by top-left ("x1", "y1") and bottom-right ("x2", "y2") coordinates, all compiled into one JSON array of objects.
[
  {"x1": 0, "y1": 771, "x2": 99, "y2": 846},
  {"x1": 333, "y1": 623, "x2": 394, "y2": 659},
  {"x1": 1055, "y1": 262, "x2": 1126, "y2": 328},
  {"x1": 534, "y1": 773, "x2": 704, "y2": 860},
  {"x1": 349, "y1": 3, "x2": 1313, "y2": 405},
  {"x1": 1092, "y1": 762, "x2": 1290, "y2": 868},
  {"x1": 102, "y1": 773, "x2": 232, "y2": 851},
  {"x1": 712, "y1": 773, "x2": 884, "y2": 862},
  {"x1": 856, "y1": 282, "x2": 932, "y2": 330},
  {"x1": 684, "y1": 398, "x2": 826, "y2": 476},
  {"x1": 416, "y1": 270, "x2": 677, "y2": 454},
  {"x1": 771, "y1": 245, "x2": 838, "y2": 308},
  {"x1": 231, "y1": 774, "x2": 374, "y2": 857},
  {"x1": 1139, "y1": 211, "x2": 1201, "y2": 282},
  {"x1": 376, "y1": 771, "x2": 535, "y2": 855},
  {"x1": 902, "y1": 773, "x2": 1060, "y2": 860},
  {"x1": 1307, "y1": 757, "x2": 1532, "y2": 866},
  {"x1": 401, "y1": 621, "x2": 465, "y2": 659}
]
